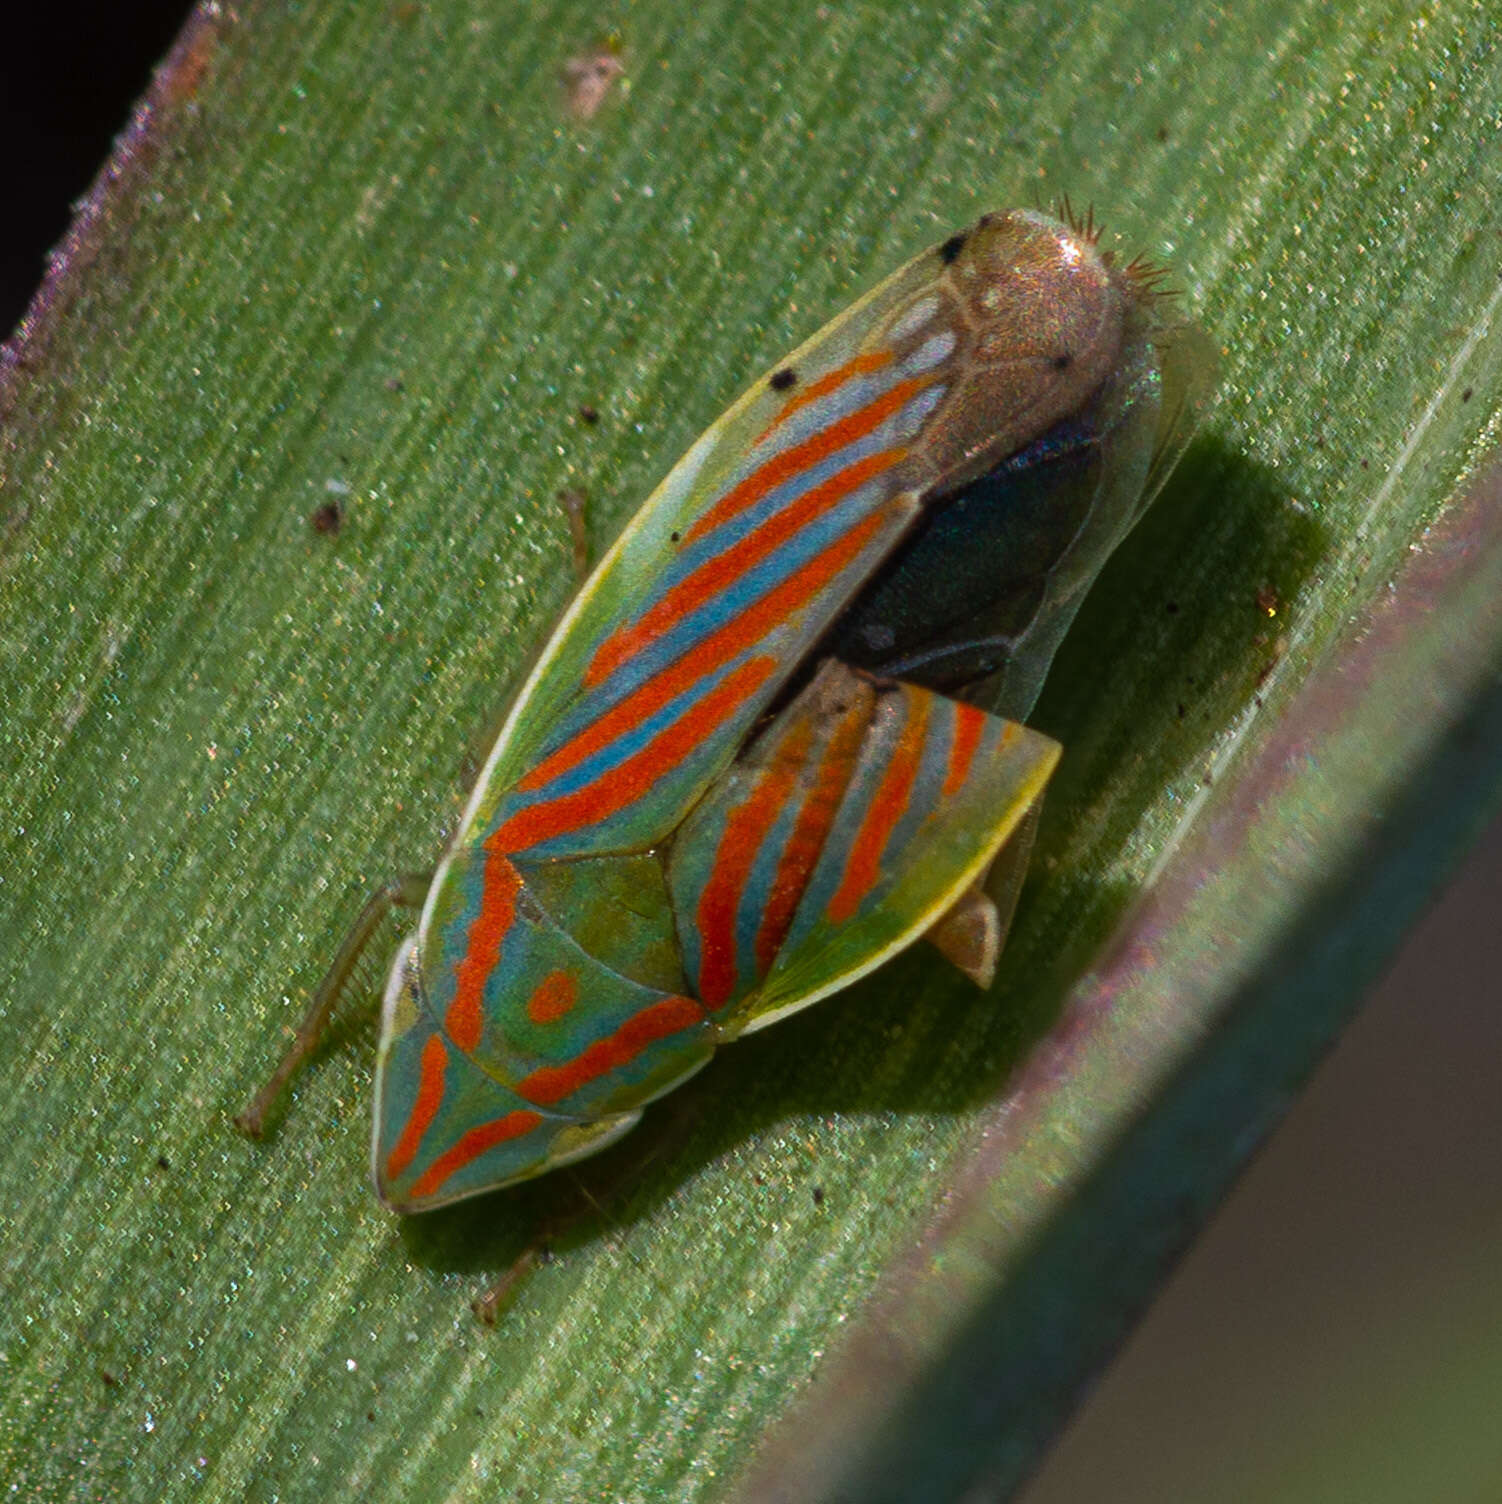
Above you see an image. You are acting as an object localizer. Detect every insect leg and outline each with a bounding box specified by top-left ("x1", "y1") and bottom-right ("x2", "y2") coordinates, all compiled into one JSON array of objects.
[
  {"x1": 235, "y1": 871, "x2": 432, "y2": 1137},
  {"x1": 556, "y1": 486, "x2": 591, "y2": 583},
  {"x1": 470, "y1": 1087, "x2": 702, "y2": 1324},
  {"x1": 472, "y1": 1246, "x2": 542, "y2": 1325}
]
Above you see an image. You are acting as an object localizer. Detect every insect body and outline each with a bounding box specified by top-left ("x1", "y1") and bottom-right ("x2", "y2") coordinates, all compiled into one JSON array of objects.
[{"x1": 242, "y1": 210, "x2": 1212, "y2": 1212}]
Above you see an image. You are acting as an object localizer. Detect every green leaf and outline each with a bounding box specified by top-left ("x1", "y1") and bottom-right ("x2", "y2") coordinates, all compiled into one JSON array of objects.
[{"x1": 2, "y1": 2, "x2": 1499, "y2": 1500}]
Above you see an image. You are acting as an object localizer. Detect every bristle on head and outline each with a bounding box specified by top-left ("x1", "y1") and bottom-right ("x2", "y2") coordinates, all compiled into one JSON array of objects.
[
  {"x1": 1052, "y1": 196, "x2": 1181, "y2": 298},
  {"x1": 1055, "y1": 194, "x2": 1103, "y2": 247},
  {"x1": 1121, "y1": 252, "x2": 1178, "y2": 297}
]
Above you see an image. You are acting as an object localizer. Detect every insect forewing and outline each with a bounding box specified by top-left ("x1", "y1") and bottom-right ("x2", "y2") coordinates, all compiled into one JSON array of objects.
[{"x1": 666, "y1": 660, "x2": 1059, "y2": 1034}]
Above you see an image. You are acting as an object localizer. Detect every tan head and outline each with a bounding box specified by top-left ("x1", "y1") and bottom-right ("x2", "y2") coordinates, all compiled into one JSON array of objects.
[{"x1": 885, "y1": 208, "x2": 1131, "y2": 496}]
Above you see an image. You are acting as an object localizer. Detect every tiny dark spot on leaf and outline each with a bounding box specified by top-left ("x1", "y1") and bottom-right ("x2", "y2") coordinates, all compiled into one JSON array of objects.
[
  {"x1": 1176, "y1": 703, "x2": 1186, "y2": 719},
  {"x1": 156, "y1": 1155, "x2": 170, "y2": 1171},
  {"x1": 812, "y1": 1186, "x2": 825, "y2": 1207},
  {"x1": 1462, "y1": 387, "x2": 1473, "y2": 402},
  {"x1": 1165, "y1": 600, "x2": 1179, "y2": 615},
  {"x1": 578, "y1": 403, "x2": 600, "y2": 424},
  {"x1": 1360, "y1": 459, "x2": 1370, "y2": 470},
  {"x1": 1156, "y1": 125, "x2": 1170, "y2": 142},
  {"x1": 311, "y1": 500, "x2": 344, "y2": 536},
  {"x1": 1051, "y1": 353, "x2": 1072, "y2": 371}
]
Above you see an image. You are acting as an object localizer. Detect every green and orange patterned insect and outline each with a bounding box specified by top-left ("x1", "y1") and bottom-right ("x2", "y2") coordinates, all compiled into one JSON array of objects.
[{"x1": 239, "y1": 209, "x2": 1213, "y2": 1212}]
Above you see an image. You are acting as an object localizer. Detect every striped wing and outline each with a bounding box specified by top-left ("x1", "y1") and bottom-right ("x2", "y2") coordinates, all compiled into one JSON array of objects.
[
  {"x1": 665, "y1": 661, "x2": 1060, "y2": 1034},
  {"x1": 373, "y1": 956, "x2": 650, "y2": 1212},
  {"x1": 373, "y1": 850, "x2": 717, "y2": 1211},
  {"x1": 470, "y1": 325, "x2": 946, "y2": 859}
]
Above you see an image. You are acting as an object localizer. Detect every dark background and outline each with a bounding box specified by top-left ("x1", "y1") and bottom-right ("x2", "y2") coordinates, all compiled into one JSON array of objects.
[
  {"x1": 1, "y1": 1, "x2": 188, "y2": 337},
  {"x1": 8, "y1": 10, "x2": 1501, "y2": 1499}
]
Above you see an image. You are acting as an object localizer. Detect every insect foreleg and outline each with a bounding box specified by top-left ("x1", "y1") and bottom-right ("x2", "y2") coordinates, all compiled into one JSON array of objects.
[{"x1": 235, "y1": 871, "x2": 432, "y2": 1137}]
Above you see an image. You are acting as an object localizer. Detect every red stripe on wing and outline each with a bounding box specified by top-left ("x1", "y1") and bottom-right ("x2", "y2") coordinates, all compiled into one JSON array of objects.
[
  {"x1": 942, "y1": 702, "x2": 987, "y2": 797},
  {"x1": 681, "y1": 374, "x2": 932, "y2": 548},
  {"x1": 446, "y1": 851, "x2": 523, "y2": 1052},
  {"x1": 694, "y1": 717, "x2": 815, "y2": 1008},
  {"x1": 826, "y1": 691, "x2": 931, "y2": 924},
  {"x1": 587, "y1": 446, "x2": 904, "y2": 689},
  {"x1": 753, "y1": 695, "x2": 870, "y2": 975},
  {"x1": 517, "y1": 507, "x2": 894, "y2": 799},
  {"x1": 407, "y1": 1107, "x2": 546, "y2": 1202},
  {"x1": 493, "y1": 654, "x2": 778, "y2": 853},
  {"x1": 383, "y1": 1033, "x2": 448, "y2": 1184},
  {"x1": 754, "y1": 350, "x2": 897, "y2": 443},
  {"x1": 514, "y1": 995, "x2": 707, "y2": 1106}
]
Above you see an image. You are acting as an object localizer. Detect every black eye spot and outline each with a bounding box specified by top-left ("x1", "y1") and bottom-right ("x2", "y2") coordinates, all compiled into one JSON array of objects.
[
  {"x1": 769, "y1": 367, "x2": 797, "y2": 391},
  {"x1": 1051, "y1": 353, "x2": 1072, "y2": 371},
  {"x1": 670, "y1": 530, "x2": 681, "y2": 543},
  {"x1": 938, "y1": 233, "x2": 966, "y2": 264}
]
